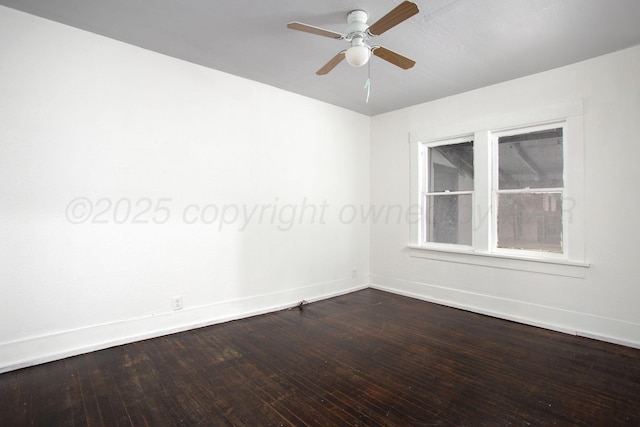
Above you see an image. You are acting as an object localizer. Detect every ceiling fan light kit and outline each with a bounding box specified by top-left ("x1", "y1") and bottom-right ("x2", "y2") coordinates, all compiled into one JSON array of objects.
[
  {"x1": 287, "y1": 1, "x2": 419, "y2": 75},
  {"x1": 345, "y1": 45, "x2": 370, "y2": 67}
]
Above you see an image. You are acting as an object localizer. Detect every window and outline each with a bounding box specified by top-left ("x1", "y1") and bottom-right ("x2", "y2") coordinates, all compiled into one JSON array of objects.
[
  {"x1": 424, "y1": 140, "x2": 474, "y2": 246},
  {"x1": 418, "y1": 124, "x2": 567, "y2": 256},
  {"x1": 411, "y1": 115, "x2": 586, "y2": 269},
  {"x1": 494, "y1": 126, "x2": 564, "y2": 254}
]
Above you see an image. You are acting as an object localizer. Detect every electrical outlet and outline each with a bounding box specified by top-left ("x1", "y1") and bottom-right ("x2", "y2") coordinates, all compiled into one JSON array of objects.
[
  {"x1": 172, "y1": 296, "x2": 183, "y2": 311},
  {"x1": 352, "y1": 269, "x2": 357, "y2": 278}
]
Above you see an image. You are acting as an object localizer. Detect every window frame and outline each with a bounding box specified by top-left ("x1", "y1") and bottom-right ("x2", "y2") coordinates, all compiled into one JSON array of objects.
[
  {"x1": 409, "y1": 110, "x2": 587, "y2": 276},
  {"x1": 490, "y1": 122, "x2": 567, "y2": 260},
  {"x1": 421, "y1": 137, "x2": 475, "y2": 249}
]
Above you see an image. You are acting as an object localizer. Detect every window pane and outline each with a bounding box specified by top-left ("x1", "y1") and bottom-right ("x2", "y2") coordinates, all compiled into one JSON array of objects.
[
  {"x1": 426, "y1": 194, "x2": 472, "y2": 245},
  {"x1": 497, "y1": 192, "x2": 562, "y2": 253},
  {"x1": 498, "y1": 128, "x2": 563, "y2": 190},
  {"x1": 429, "y1": 142, "x2": 474, "y2": 192}
]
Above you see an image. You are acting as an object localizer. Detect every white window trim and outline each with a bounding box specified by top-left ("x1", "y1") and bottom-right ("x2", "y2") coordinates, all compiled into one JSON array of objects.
[
  {"x1": 408, "y1": 101, "x2": 588, "y2": 276},
  {"x1": 407, "y1": 244, "x2": 589, "y2": 278}
]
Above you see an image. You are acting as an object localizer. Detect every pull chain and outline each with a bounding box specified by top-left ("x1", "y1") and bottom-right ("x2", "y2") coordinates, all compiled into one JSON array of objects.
[{"x1": 364, "y1": 58, "x2": 371, "y2": 103}]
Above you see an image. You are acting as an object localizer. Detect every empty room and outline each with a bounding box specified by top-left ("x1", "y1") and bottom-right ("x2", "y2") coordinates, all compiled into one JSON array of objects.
[{"x1": 1, "y1": 0, "x2": 640, "y2": 425}]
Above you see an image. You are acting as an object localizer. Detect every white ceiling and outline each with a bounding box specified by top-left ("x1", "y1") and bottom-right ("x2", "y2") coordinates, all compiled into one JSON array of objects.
[{"x1": 2, "y1": 0, "x2": 640, "y2": 116}]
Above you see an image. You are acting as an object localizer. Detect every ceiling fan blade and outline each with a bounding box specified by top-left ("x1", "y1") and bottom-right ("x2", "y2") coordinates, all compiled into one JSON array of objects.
[
  {"x1": 367, "y1": 1, "x2": 419, "y2": 36},
  {"x1": 372, "y1": 46, "x2": 416, "y2": 70},
  {"x1": 316, "y1": 51, "x2": 346, "y2": 75},
  {"x1": 287, "y1": 22, "x2": 345, "y2": 39}
]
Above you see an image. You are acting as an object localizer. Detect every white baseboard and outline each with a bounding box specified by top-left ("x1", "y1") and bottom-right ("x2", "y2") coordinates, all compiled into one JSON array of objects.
[
  {"x1": 0, "y1": 278, "x2": 369, "y2": 374},
  {"x1": 3, "y1": 274, "x2": 638, "y2": 374},
  {"x1": 370, "y1": 274, "x2": 640, "y2": 350}
]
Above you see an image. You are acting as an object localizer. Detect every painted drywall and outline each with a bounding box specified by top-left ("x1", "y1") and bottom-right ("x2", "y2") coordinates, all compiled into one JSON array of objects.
[
  {"x1": 0, "y1": 6, "x2": 371, "y2": 372},
  {"x1": 370, "y1": 45, "x2": 640, "y2": 348}
]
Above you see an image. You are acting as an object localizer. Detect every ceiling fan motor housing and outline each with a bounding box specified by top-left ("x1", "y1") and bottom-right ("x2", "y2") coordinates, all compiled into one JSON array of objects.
[{"x1": 346, "y1": 10, "x2": 369, "y2": 41}]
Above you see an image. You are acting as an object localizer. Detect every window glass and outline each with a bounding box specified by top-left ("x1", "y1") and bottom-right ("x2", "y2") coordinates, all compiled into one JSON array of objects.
[
  {"x1": 426, "y1": 194, "x2": 473, "y2": 245},
  {"x1": 498, "y1": 128, "x2": 563, "y2": 190},
  {"x1": 497, "y1": 192, "x2": 562, "y2": 253},
  {"x1": 429, "y1": 142, "x2": 474, "y2": 192}
]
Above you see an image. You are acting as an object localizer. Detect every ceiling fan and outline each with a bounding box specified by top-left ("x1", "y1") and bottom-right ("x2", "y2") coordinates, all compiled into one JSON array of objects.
[{"x1": 287, "y1": 1, "x2": 419, "y2": 75}]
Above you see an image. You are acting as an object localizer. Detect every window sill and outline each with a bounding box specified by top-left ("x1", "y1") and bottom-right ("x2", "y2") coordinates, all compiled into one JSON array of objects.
[{"x1": 407, "y1": 244, "x2": 589, "y2": 278}]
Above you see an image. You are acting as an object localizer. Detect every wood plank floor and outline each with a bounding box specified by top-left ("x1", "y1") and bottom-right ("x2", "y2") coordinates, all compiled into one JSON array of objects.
[{"x1": 2, "y1": 289, "x2": 640, "y2": 426}]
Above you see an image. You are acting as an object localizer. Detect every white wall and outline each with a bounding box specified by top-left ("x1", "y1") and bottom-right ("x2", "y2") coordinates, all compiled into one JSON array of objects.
[
  {"x1": 370, "y1": 45, "x2": 640, "y2": 348},
  {"x1": 0, "y1": 6, "x2": 371, "y2": 373}
]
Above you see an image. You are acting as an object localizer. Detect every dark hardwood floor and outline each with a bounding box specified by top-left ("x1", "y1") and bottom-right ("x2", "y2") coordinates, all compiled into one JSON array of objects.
[{"x1": 2, "y1": 289, "x2": 640, "y2": 426}]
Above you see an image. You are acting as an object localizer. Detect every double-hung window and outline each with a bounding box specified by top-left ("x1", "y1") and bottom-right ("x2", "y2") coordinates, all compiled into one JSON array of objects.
[
  {"x1": 411, "y1": 111, "x2": 586, "y2": 272},
  {"x1": 423, "y1": 139, "x2": 474, "y2": 246},
  {"x1": 494, "y1": 125, "x2": 565, "y2": 255}
]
